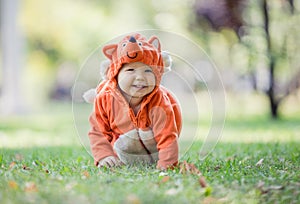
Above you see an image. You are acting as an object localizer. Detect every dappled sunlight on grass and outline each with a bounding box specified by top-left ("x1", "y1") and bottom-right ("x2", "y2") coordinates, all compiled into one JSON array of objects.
[
  {"x1": 1, "y1": 92, "x2": 300, "y2": 149},
  {"x1": 0, "y1": 102, "x2": 81, "y2": 148},
  {"x1": 0, "y1": 129, "x2": 80, "y2": 148},
  {"x1": 220, "y1": 116, "x2": 300, "y2": 143},
  {"x1": 209, "y1": 92, "x2": 300, "y2": 143}
]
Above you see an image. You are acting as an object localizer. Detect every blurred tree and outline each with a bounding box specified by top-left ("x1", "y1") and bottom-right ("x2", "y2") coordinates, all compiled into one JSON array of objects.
[
  {"x1": 1, "y1": 0, "x2": 194, "y2": 111},
  {"x1": 261, "y1": 0, "x2": 300, "y2": 118},
  {"x1": 19, "y1": 0, "x2": 115, "y2": 104},
  {"x1": 192, "y1": 0, "x2": 300, "y2": 119},
  {"x1": 17, "y1": 0, "x2": 190, "y2": 105},
  {"x1": 0, "y1": 0, "x2": 25, "y2": 114},
  {"x1": 193, "y1": 0, "x2": 247, "y2": 37}
]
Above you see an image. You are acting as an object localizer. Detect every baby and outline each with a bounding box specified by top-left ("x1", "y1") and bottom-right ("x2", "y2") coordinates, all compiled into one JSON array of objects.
[{"x1": 88, "y1": 33, "x2": 182, "y2": 170}]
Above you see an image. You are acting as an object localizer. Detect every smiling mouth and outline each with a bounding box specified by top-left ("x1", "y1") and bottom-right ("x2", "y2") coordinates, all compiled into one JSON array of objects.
[
  {"x1": 132, "y1": 85, "x2": 147, "y2": 89},
  {"x1": 127, "y1": 52, "x2": 138, "y2": 59}
]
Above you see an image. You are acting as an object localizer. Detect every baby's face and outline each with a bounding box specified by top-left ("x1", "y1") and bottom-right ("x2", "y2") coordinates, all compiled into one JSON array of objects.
[{"x1": 117, "y1": 62, "x2": 156, "y2": 100}]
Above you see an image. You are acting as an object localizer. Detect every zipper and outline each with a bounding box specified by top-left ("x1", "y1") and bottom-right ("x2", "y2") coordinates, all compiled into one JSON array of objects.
[{"x1": 120, "y1": 94, "x2": 154, "y2": 163}]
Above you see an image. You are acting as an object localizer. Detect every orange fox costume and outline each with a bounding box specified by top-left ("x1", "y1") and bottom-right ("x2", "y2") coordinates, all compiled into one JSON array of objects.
[{"x1": 88, "y1": 33, "x2": 182, "y2": 169}]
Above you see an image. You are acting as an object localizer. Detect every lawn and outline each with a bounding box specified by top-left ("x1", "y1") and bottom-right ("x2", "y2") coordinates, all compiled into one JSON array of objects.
[{"x1": 0, "y1": 94, "x2": 300, "y2": 204}]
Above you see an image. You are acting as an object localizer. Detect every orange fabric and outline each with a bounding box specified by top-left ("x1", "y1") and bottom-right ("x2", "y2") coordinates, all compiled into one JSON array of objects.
[
  {"x1": 88, "y1": 33, "x2": 182, "y2": 169},
  {"x1": 89, "y1": 80, "x2": 182, "y2": 168}
]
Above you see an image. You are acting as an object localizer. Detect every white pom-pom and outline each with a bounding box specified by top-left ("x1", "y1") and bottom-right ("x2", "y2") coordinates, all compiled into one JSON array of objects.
[
  {"x1": 162, "y1": 51, "x2": 172, "y2": 73},
  {"x1": 82, "y1": 88, "x2": 96, "y2": 103},
  {"x1": 100, "y1": 59, "x2": 110, "y2": 80}
]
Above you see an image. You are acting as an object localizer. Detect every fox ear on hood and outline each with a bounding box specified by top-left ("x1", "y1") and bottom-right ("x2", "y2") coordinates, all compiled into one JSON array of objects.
[
  {"x1": 148, "y1": 36, "x2": 161, "y2": 52},
  {"x1": 103, "y1": 44, "x2": 118, "y2": 60}
]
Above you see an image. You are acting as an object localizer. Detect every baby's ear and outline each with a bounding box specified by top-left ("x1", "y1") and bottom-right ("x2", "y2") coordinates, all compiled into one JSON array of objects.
[
  {"x1": 148, "y1": 36, "x2": 161, "y2": 52},
  {"x1": 103, "y1": 44, "x2": 117, "y2": 60}
]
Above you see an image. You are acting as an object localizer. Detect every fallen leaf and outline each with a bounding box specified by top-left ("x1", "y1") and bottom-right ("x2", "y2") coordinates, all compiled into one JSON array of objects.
[
  {"x1": 161, "y1": 176, "x2": 170, "y2": 183},
  {"x1": 124, "y1": 194, "x2": 141, "y2": 204},
  {"x1": 8, "y1": 180, "x2": 18, "y2": 189},
  {"x1": 179, "y1": 161, "x2": 210, "y2": 190},
  {"x1": 256, "y1": 159, "x2": 264, "y2": 167},
  {"x1": 9, "y1": 162, "x2": 16, "y2": 169},
  {"x1": 82, "y1": 171, "x2": 90, "y2": 179},
  {"x1": 179, "y1": 161, "x2": 201, "y2": 175},
  {"x1": 165, "y1": 188, "x2": 180, "y2": 196},
  {"x1": 25, "y1": 182, "x2": 38, "y2": 192},
  {"x1": 199, "y1": 176, "x2": 207, "y2": 188}
]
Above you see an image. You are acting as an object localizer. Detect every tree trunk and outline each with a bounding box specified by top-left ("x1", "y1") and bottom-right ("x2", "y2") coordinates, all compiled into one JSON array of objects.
[
  {"x1": 288, "y1": 0, "x2": 294, "y2": 14},
  {"x1": 267, "y1": 60, "x2": 279, "y2": 118},
  {"x1": 0, "y1": 0, "x2": 24, "y2": 114},
  {"x1": 262, "y1": 0, "x2": 279, "y2": 119}
]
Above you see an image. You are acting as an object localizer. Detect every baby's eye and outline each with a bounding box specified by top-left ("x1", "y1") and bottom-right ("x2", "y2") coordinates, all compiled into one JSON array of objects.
[
  {"x1": 145, "y1": 69, "x2": 153, "y2": 73},
  {"x1": 126, "y1": 68, "x2": 135, "y2": 72}
]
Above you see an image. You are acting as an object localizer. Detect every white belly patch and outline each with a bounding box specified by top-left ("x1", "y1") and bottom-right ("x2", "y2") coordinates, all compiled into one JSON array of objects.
[{"x1": 113, "y1": 129, "x2": 159, "y2": 164}]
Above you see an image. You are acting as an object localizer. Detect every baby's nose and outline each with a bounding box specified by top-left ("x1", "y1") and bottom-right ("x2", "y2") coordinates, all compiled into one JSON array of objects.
[{"x1": 135, "y1": 72, "x2": 145, "y2": 80}]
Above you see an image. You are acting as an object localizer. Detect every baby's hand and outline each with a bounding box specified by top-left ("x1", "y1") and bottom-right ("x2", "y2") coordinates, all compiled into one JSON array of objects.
[{"x1": 98, "y1": 156, "x2": 123, "y2": 168}]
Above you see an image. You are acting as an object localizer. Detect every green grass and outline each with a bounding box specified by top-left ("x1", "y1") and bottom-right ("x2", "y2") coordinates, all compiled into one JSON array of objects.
[
  {"x1": 0, "y1": 96, "x2": 300, "y2": 204},
  {"x1": 0, "y1": 143, "x2": 299, "y2": 204}
]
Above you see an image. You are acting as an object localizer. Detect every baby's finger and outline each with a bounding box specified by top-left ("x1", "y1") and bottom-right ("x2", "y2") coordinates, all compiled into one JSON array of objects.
[
  {"x1": 98, "y1": 157, "x2": 122, "y2": 168},
  {"x1": 98, "y1": 161, "x2": 107, "y2": 168},
  {"x1": 98, "y1": 158, "x2": 112, "y2": 168},
  {"x1": 107, "y1": 157, "x2": 122, "y2": 167},
  {"x1": 114, "y1": 158, "x2": 123, "y2": 167},
  {"x1": 108, "y1": 157, "x2": 120, "y2": 167}
]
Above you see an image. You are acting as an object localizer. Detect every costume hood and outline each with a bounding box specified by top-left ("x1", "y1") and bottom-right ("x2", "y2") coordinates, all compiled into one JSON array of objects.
[{"x1": 102, "y1": 33, "x2": 164, "y2": 84}]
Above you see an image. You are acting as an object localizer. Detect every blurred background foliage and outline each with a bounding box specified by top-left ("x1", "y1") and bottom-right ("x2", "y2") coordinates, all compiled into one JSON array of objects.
[{"x1": 1, "y1": 0, "x2": 300, "y2": 119}]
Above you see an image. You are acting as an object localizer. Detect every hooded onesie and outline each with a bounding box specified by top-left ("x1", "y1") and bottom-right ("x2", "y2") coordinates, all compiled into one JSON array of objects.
[{"x1": 88, "y1": 33, "x2": 182, "y2": 169}]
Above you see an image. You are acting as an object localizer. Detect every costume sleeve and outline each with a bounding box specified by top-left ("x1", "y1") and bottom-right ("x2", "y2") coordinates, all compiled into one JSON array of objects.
[
  {"x1": 150, "y1": 93, "x2": 182, "y2": 169},
  {"x1": 88, "y1": 96, "x2": 116, "y2": 166}
]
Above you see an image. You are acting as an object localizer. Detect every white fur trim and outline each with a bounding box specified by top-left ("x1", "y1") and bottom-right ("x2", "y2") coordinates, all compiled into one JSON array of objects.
[
  {"x1": 138, "y1": 129, "x2": 154, "y2": 140},
  {"x1": 115, "y1": 150, "x2": 159, "y2": 165},
  {"x1": 138, "y1": 129, "x2": 158, "y2": 154},
  {"x1": 82, "y1": 88, "x2": 96, "y2": 103},
  {"x1": 100, "y1": 59, "x2": 110, "y2": 80},
  {"x1": 121, "y1": 129, "x2": 140, "y2": 140},
  {"x1": 113, "y1": 128, "x2": 158, "y2": 165},
  {"x1": 162, "y1": 51, "x2": 172, "y2": 73}
]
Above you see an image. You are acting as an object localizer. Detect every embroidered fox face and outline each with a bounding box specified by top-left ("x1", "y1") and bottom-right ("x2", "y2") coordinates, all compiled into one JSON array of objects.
[{"x1": 102, "y1": 33, "x2": 164, "y2": 84}]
